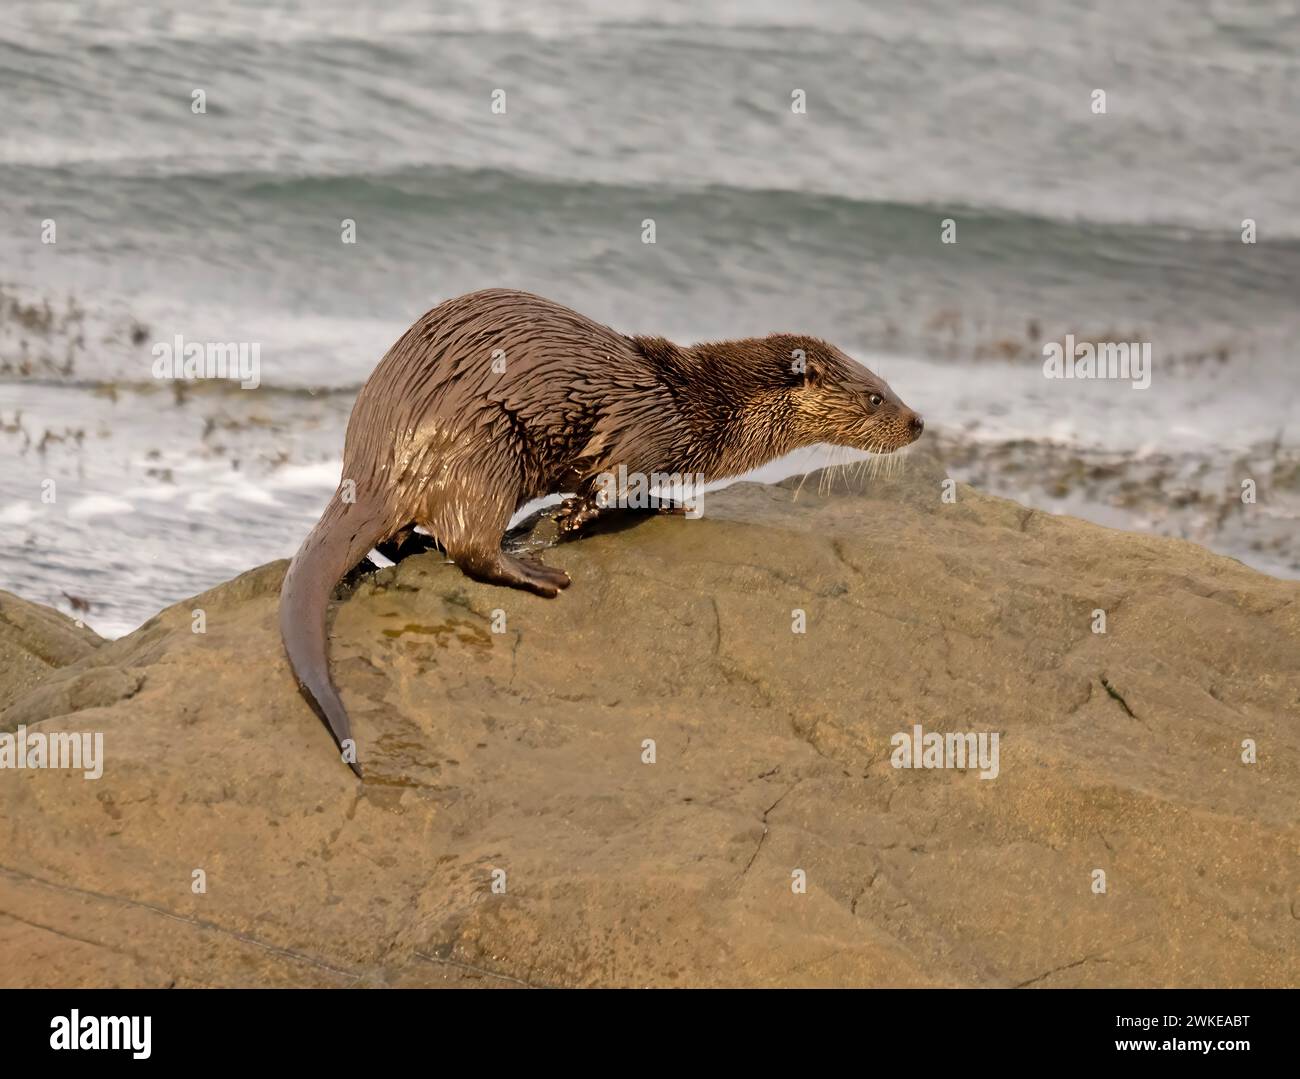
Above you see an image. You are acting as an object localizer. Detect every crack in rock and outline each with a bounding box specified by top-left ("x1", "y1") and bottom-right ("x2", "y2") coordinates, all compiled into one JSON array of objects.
[
  {"x1": 741, "y1": 780, "x2": 802, "y2": 877},
  {"x1": 1099, "y1": 675, "x2": 1139, "y2": 720},
  {"x1": 413, "y1": 949, "x2": 540, "y2": 988},
  {"x1": 1013, "y1": 952, "x2": 1108, "y2": 988}
]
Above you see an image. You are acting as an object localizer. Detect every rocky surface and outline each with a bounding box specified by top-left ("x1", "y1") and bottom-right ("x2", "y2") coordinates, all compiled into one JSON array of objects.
[
  {"x1": 0, "y1": 589, "x2": 102, "y2": 705},
  {"x1": 1, "y1": 451, "x2": 1297, "y2": 988}
]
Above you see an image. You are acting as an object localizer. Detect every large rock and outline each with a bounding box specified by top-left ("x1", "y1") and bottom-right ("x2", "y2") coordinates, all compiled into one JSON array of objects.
[
  {"x1": 1, "y1": 454, "x2": 1297, "y2": 988},
  {"x1": 0, "y1": 589, "x2": 102, "y2": 708}
]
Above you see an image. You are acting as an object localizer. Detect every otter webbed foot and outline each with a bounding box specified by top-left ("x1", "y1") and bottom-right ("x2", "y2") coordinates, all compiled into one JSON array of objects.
[
  {"x1": 511, "y1": 554, "x2": 572, "y2": 596},
  {"x1": 454, "y1": 547, "x2": 571, "y2": 598}
]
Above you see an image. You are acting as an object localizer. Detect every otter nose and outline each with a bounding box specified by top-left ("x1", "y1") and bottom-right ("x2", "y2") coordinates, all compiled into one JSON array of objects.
[{"x1": 909, "y1": 413, "x2": 925, "y2": 438}]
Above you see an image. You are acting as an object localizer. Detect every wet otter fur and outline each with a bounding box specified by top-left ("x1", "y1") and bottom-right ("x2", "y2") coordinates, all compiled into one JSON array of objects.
[{"x1": 281, "y1": 288, "x2": 923, "y2": 774}]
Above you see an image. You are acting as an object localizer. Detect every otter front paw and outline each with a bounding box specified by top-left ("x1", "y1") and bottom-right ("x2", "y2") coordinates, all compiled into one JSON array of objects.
[{"x1": 554, "y1": 496, "x2": 604, "y2": 535}]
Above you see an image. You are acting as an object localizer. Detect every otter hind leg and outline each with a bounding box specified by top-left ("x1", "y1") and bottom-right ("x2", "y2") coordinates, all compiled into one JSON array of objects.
[{"x1": 420, "y1": 466, "x2": 570, "y2": 597}]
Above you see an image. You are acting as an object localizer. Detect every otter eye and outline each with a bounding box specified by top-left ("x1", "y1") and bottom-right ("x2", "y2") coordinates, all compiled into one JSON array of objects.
[{"x1": 868, "y1": 393, "x2": 883, "y2": 407}]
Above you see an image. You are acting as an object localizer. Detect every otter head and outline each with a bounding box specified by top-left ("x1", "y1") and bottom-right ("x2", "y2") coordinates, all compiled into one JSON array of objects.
[{"x1": 774, "y1": 336, "x2": 924, "y2": 454}]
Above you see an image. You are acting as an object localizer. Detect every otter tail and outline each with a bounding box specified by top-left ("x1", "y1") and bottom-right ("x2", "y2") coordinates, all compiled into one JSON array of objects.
[{"x1": 280, "y1": 488, "x2": 390, "y2": 777}]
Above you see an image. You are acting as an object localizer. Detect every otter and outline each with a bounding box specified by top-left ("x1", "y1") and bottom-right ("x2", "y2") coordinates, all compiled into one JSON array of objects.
[{"x1": 280, "y1": 289, "x2": 923, "y2": 775}]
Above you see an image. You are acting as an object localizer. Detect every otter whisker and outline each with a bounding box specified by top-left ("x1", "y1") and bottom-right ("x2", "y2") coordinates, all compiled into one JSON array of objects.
[
  {"x1": 827, "y1": 449, "x2": 844, "y2": 496},
  {"x1": 823, "y1": 446, "x2": 847, "y2": 496},
  {"x1": 793, "y1": 462, "x2": 813, "y2": 502}
]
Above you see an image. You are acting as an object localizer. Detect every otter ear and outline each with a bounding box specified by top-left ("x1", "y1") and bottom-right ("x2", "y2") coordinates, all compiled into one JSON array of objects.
[{"x1": 786, "y1": 347, "x2": 825, "y2": 387}]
